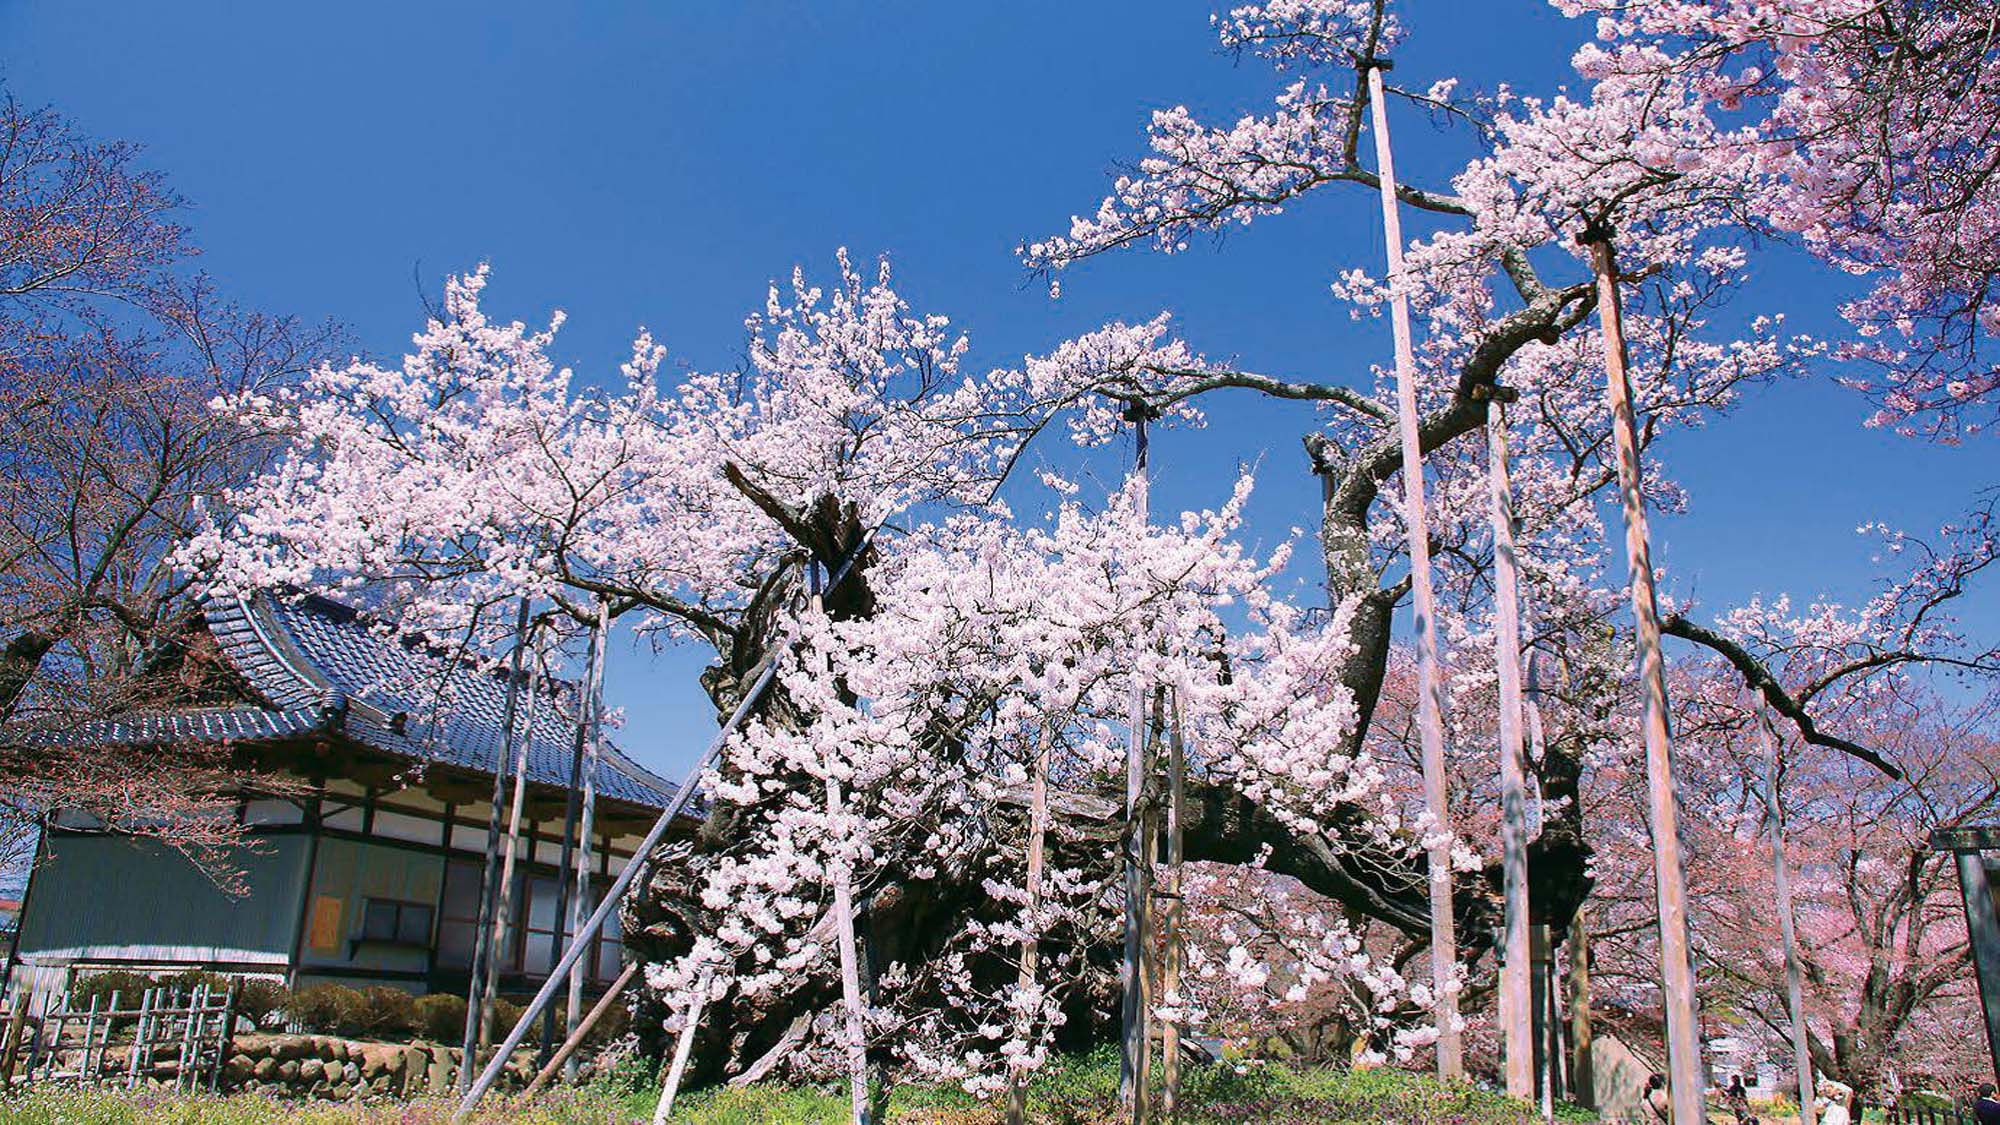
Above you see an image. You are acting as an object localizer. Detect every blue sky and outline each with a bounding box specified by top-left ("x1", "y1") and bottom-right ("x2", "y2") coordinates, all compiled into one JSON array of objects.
[{"x1": 4, "y1": 1, "x2": 1991, "y2": 782}]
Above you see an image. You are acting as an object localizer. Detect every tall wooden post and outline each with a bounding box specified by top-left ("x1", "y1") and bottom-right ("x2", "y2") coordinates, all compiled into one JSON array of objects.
[
  {"x1": 827, "y1": 773, "x2": 870, "y2": 1124},
  {"x1": 652, "y1": 965, "x2": 716, "y2": 1125},
  {"x1": 1487, "y1": 396, "x2": 1536, "y2": 1099},
  {"x1": 460, "y1": 597, "x2": 532, "y2": 1085},
  {"x1": 1366, "y1": 59, "x2": 1463, "y2": 1079},
  {"x1": 1579, "y1": 223, "x2": 1704, "y2": 1124},
  {"x1": 455, "y1": 530, "x2": 879, "y2": 1120},
  {"x1": 1567, "y1": 908, "x2": 1594, "y2": 1110},
  {"x1": 1007, "y1": 731, "x2": 1052, "y2": 1125},
  {"x1": 1160, "y1": 693, "x2": 1187, "y2": 1122},
  {"x1": 543, "y1": 631, "x2": 593, "y2": 1061},
  {"x1": 1121, "y1": 407, "x2": 1156, "y2": 1121},
  {"x1": 1750, "y1": 698, "x2": 1817, "y2": 1125},
  {"x1": 1948, "y1": 842, "x2": 2000, "y2": 1083},
  {"x1": 811, "y1": 562, "x2": 872, "y2": 1125},
  {"x1": 526, "y1": 961, "x2": 640, "y2": 1097},
  {"x1": 482, "y1": 642, "x2": 541, "y2": 1051},
  {"x1": 564, "y1": 597, "x2": 610, "y2": 1080}
]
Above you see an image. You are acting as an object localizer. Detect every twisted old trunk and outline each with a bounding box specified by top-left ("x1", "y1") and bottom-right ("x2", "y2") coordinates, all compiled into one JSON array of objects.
[{"x1": 620, "y1": 441, "x2": 1597, "y2": 1083}]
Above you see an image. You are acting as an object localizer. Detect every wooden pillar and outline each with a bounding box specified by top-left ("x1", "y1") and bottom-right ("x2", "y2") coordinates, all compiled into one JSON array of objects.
[
  {"x1": 525, "y1": 961, "x2": 639, "y2": 1097},
  {"x1": 1008, "y1": 733, "x2": 1051, "y2": 1125},
  {"x1": 482, "y1": 642, "x2": 541, "y2": 1051},
  {"x1": 1121, "y1": 408, "x2": 1156, "y2": 1121},
  {"x1": 1161, "y1": 693, "x2": 1187, "y2": 1122},
  {"x1": 1486, "y1": 395, "x2": 1536, "y2": 1099},
  {"x1": 565, "y1": 597, "x2": 610, "y2": 1080},
  {"x1": 1529, "y1": 924, "x2": 1551, "y2": 1113},
  {"x1": 653, "y1": 965, "x2": 717, "y2": 1125},
  {"x1": 1365, "y1": 59, "x2": 1463, "y2": 1080},
  {"x1": 808, "y1": 561, "x2": 871, "y2": 1125},
  {"x1": 1950, "y1": 846, "x2": 2000, "y2": 1083},
  {"x1": 461, "y1": 597, "x2": 531, "y2": 1086},
  {"x1": 1752, "y1": 701, "x2": 1817, "y2": 1124},
  {"x1": 1567, "y1": 908, "x2": 1595, "y2": 1110},
  {"x1": 1580, "y1": 223, "x2": 1704, "y2": 1123}
]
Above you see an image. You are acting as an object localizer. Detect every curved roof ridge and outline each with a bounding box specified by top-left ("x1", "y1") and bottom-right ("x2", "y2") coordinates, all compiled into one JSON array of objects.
[{"x1": 201, "y1": 589, "x2": 676, "y2": 810}]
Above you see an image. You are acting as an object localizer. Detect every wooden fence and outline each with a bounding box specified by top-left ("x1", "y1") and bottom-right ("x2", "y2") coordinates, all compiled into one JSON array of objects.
[{"x1": 0, "y1": 980, "x2": 238, "y2": 1091}]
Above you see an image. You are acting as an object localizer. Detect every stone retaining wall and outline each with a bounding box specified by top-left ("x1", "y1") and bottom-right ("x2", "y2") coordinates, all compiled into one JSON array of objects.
[{"x1": 219, "y1": 1033, "x2": 539, "y2": 1101}]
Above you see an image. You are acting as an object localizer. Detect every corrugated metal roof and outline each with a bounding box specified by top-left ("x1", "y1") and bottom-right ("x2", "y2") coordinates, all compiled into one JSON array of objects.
[{"x1": 11, "y1": 593, "x2": 677, "y2": 811}]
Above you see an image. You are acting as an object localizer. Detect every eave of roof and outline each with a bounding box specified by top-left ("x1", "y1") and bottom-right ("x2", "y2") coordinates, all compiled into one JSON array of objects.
[{"x1": 6, "y1": 592, "x2": 680, "y2": 813}]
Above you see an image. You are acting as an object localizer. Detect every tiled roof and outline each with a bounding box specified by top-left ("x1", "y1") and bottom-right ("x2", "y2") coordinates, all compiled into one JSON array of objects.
[{"x1": 12, "y1": 594, "x2": 677, "y2": 811}]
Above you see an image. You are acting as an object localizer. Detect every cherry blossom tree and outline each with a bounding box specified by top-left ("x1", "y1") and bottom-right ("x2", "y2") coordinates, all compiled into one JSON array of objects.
[
  {"x1": 195, "y1": 0, "x2": 2000, "y2": 1098},
  {"x1": 1554, "y1": 0, "x2": 2000, "y2": 441}
]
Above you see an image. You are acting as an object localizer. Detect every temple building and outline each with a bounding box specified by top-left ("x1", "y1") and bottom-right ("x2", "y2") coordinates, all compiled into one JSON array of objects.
[{"x1": 2, "y1": 591, "x2": 680, "y2": 999}]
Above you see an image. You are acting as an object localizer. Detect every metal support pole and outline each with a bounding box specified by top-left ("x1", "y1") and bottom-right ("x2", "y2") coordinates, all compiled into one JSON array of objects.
[
  {"x1": 1751, "y1": 700, "x2": 1818, "y2": 1125},
  {"x1": 1488, "y1": 398, "x2": 1536, "y2": 1099},
  {"x1": 565, "y1": 597, "x2": 610, "y2": 1080},
  {"x1": 1579, "y1": 223, "x2": 1704, "y2": 1124},
  {"x1": 454, "y1": 527, "x2": 880, "y2": 1120},
  {"x1": 461, "y1": 596, "x2": 533, "y2": 1086},
  {"x1": 1120, "y1": 410, "x2": 1155, "y2": 1122},
  {"x1": 1365, "y1": 59, "x2": 1463, "y2": 1080}
]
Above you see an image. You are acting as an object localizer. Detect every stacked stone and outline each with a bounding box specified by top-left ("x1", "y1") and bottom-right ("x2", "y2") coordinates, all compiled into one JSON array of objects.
[{"x1": 218, "y1": 1033, "x2": 538, "y2": 1101}]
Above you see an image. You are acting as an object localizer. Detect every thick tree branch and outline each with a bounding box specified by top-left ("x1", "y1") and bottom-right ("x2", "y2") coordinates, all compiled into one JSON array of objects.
[{"x1": 1660, "y1": 613, "x2": 1904, "y2": 779}]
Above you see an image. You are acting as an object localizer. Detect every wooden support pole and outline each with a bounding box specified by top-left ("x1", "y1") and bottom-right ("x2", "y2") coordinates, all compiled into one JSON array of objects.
[
  {"x1": 1161, "y1": 692, "x2": 1188, "y2": 1123},
  {"x1": 1750, "y1": 698, "x2": 1817, "y2": 1125},
  {"x1": 0, "y1": 994, "x2": 26, "y2": 1087},
  {"x1": 544, "y1": 646, "x2": 591, "y2": 1062},
  {"x1": 482, "y1": 639, "x2": 542, "y2": 1052},
  {"x1": 810, "y1": 560, "x2": 872, "y2": 1125},
  {"x1": 1487, "y1": 399, "x2": 1536, "y2": 1100},
  {"x1": 1007, "y1": 733, "x2": 1051, "y2": 1125},
  {"x1": 455, "y1": 528, "x2": 881, "y2": 1121},
  {"x1": 1567, "y1": 908, "x2": 1595, "y2": 1110},
  {"x1": 1365, "y1": 59, "x2": 1463, "y2": 1080},
  {"x1": 652, "y1": 965, "x2": 718, "y2": 1125},
  {"x1": 565, "y1": 597, "x2": 610, "y2": 1080},
  {"x1": 461, "y1": 596, "x2": 533, "y2": 1086},
  {"x1": 1951, "y1": 846, "x2": 2000, "y2": 1084},
  {"x1": 827, "y1": 774, "x2": 871, "y2": 1125},
  {"x1": 1120, "y1": 409, "x2": 1155, "y2": 1123},
  {"x1": 524, "y1": 960, "x2": 640, "y2": 1098},
  {"x1": 1579, "y1": 223, "x2": 1704, "y2": 1124}
]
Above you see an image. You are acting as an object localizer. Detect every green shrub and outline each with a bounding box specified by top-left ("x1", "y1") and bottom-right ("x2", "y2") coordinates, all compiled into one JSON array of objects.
[
  {"x1": 353, "y1": 985, "x2": 419, "y2": 1037},
  {"x1": 154, "y1": 968, "x2": 232, "y2": 997},
  {"x1": 490, "y1": 996, "x2": 526, "y2": 1035},
  {"x1": 232, "y1": 978, "x2": 289, "y2": 1027},
  {"x1": 69, "y1": 969, "x2": 152, "y2": 1010},
  {"x1": 283, "y1": 983, "x2": 420, "y2": 1037},
  {"x1": 285, "y1": 983, "x2": 365, "y2": 1034},
  {"x1": 414, "y1": 993, "x2": 469, "y2": 1041}
]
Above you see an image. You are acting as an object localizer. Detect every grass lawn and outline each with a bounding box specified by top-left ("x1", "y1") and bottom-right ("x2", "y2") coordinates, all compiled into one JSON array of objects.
[{"x1": 0, "y1": 1051, "x2": 1598, "y2": 1123}]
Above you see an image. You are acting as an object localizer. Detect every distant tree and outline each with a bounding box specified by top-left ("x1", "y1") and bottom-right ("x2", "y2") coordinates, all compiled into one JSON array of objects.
[{"x1": 0, "y1": 88, "x2": 334, "y2": 877}]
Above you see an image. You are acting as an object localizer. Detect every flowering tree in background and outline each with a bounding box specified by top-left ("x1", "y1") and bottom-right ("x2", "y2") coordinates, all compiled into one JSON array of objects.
[
  {"x1": 0, "y1": 88, "x2": 333, "y2": 877},
  {"x1": 1557, "y1": 0, "x2": 2000, "y2": 440}
]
